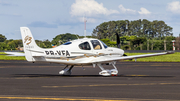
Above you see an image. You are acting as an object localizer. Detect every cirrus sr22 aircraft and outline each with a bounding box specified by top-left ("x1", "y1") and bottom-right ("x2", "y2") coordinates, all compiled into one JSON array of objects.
[{"x1": 8, "y1": 27, "x2": 174, "y2": 76}]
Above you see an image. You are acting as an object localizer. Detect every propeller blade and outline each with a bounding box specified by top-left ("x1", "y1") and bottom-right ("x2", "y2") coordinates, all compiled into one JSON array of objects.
[
  {"x1": 115, "y1": 33, "x2": 128, "y2": 57},
  {"x1": 123, "y1": 54, "x2": 127, "y2": 56},
  {"x1": 116, "y1": 33, "x2": 120, "y2": 48}
]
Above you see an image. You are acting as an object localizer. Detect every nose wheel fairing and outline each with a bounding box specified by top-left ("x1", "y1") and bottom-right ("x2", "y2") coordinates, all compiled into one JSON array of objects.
[
  {"x1": 59, "y1": 65, "x2": 74, "y2": 75},
  {"x1": 99, "y1": 70, "x2": 111, "y2": 76}
]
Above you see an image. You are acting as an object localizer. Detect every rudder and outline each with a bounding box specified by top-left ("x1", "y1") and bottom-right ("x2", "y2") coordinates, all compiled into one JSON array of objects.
[{"x1": 20, "y1": 27, "x2": 42, "y2": 62}]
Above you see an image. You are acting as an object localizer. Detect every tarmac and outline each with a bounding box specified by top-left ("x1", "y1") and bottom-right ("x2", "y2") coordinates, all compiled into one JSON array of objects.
[{"x1": 0, "y1": 60, "x2": 180, "y2": 101}]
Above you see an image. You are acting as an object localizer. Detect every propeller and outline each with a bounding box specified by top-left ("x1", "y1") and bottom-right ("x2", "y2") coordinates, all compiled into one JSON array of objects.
[
  {"x1": 116, "y1": 33, "x2": 120, "y2": 48},
  {"x1": 116, "y1": 33, "x2": 127, "y2": 56}
]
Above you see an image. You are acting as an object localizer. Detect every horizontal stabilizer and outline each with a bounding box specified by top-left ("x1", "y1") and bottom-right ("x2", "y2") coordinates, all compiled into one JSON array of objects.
[{"x1": 5, "y1": 52, "x2": 25, "y2": 56}]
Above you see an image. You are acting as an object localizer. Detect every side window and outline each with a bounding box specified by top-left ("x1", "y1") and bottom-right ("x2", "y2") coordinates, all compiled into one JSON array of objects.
[
  {"x1": 79, "y1": 42, "x2": 91, "y2": 50},
  {"x1": 63, "y1": 42, "x2": 72, "y2": 45},
  {"x1": 91, "y1": 40, "x2": 102, "y2": 50}
]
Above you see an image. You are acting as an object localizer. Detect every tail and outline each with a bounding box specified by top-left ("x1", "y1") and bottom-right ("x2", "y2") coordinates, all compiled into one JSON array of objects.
[{"x1": 20, "y1": 27, "x2": 43, "y2": 62}]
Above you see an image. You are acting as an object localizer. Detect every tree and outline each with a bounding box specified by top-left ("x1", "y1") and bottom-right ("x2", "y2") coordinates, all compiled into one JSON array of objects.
[
  {"x1": 35, "y1": 40, "x2": 44, "y2": 48},
  {"x1": 0, "y1": 34, "x2": 6, "y2": 42},
  {"x1": 42, "y1": 39, "x2": 52, "y2": 48},
  {"x1": 129, "y1": 19, "x2": 142, "y2": 37},
  {"x1": 51, "y1": 33, "x2": 77, "y2": 46},
  {"x1": 100, "y1": 39, "x2": 116, "y2": 47},
  {"x1": 175, "y1": 37, "x2": 180, "y2": 50},
  {"x1": 165, "y1": 36, "x2": 175, "y2": 50},
  {"x1": 6, "y1": 39, "x2": 23, "y2": 50},
  {"x1": 92, "y1": 19, "x2": 173, "y2": 40},
  {"x1": 92, "y1": 22, "x2": 109, "y2": 39},
  {"x1": 0, "y1": 42, "x2": 8, "y2": 50},
  {"x1": 35, "y1": 40, "x2": 52, "y2": 48}
]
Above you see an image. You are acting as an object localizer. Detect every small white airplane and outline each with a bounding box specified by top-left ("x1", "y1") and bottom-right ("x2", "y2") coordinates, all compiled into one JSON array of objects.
[{"x1": 7, "y1": 27, "x2": 174, "y2": 76}]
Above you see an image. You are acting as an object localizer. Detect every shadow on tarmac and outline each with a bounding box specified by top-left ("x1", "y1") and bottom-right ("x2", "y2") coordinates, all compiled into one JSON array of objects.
[{"x1": 12, "y1": 74, "x2": 174, "y2": 78}]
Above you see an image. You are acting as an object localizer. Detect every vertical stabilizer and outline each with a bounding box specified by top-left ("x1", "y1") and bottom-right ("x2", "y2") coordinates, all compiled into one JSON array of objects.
[{"x1": 20, "y1": 27, "x2": 42, "y2": 62}]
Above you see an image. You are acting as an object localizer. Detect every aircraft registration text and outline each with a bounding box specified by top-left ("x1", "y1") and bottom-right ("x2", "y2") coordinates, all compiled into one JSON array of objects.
[{"x1": 45, "y1": 50, "x2": 70, "y2": 56}]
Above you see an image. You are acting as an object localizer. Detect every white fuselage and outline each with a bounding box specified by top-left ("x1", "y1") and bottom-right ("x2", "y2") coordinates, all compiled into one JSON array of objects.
[{"x1": 31, "y1": 38, "x2": 124, "y2": 65}]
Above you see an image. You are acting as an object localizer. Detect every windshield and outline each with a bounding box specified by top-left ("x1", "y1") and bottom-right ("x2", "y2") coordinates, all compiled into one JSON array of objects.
[{"x1": 100, "y1": 41, "x2": 108, "y2": 48}]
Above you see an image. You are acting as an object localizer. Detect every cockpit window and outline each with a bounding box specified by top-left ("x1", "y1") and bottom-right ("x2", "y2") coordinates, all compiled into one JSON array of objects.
[
  {"x1": 79, "y1": 42, "x2": 91, "y2": 50},
  {"x1": 91, "y1": 40, "x2": 102, "y2": 50},
  {"x1": 100, "y1": 41, "x2": 108, "y2": 48},
  {"x1": 63, "y1": 42, "x2": 72, "y2": 45}
]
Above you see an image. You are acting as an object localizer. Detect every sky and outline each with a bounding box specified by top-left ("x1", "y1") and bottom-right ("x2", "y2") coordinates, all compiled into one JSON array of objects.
[{"x1": 0, "y1": 0, "x2": 180, "y2": 41}]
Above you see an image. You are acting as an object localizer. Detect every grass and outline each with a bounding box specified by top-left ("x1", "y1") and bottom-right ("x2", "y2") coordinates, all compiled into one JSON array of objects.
[
  {"x1": 0, "y1": 52, "x2": 6, "y2": 54},
  {"x1": 0, "y1": 52, "x2": 180, "y2": 62},
  {"x1": 0, "y1": 52, "x2": 26, "y2": 60}
]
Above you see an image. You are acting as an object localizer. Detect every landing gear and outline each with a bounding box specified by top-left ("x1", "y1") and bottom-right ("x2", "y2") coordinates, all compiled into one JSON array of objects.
[
  {"x1": 98, "y1": 64, "x2": 111, "y2": 76},
  {"x1": 59, "y1": 65, "x2": 74, "y2": 75},
  {"x1": 97, "y1": 61, "x2": 118, "y2": 76},
  {"x1": 111, "y1": 62, "x2": 118, "y2": 76}
]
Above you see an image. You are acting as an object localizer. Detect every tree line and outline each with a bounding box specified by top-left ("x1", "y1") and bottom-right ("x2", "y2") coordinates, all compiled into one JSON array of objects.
[
  {"x1": 0, "y1": 19, "x2": 179, "y2": 51},
  {"x1": 0, "y1": 33, "x2": 92, "y2": 50},
  {"x1": 92, "y1": 19, "x2": 173, "y2": 40},
  {"x1": 100, "y1": 36, "x2": 175, "y2": 50},
  {"x1": 92, "y1": 19, "x2": 176, "y2": 50}
]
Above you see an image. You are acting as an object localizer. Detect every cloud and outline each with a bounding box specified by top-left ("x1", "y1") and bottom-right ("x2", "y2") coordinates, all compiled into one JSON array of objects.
[
  {"x1": 70, "y1": 0, "x2": 119, "y2": 17},
  {"x1": 167, "y1": 1, "x2": 180, "y2": 14},
  {"x1": 138, "y1": 7, "x2": 151, "y2": 15},
  {"x1": 118, "y1": 4, "x2": 136, "y2": 14},
  {"x1": 28, "y1": 21, "x2": 58, "y2": 28},
  {"x1": 78, "y1": 17, "x2": 97, "y2": 23},
  {"x1": 118, "y1": 5, "x2": 151, "y2": 15}
]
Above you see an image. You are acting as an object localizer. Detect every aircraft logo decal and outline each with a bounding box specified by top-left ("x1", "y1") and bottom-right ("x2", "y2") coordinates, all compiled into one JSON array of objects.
[{"x1": 24, "y1": 36, "x2": 32, "y2": 45}]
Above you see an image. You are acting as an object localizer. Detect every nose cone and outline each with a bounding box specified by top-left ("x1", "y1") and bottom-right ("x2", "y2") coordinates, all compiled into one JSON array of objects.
[
  {"x1": 114, "y1": 48, "x2": 124, "y2": 56},
  {"x1": 108, "y1": 47, "x2": 124, "y2": 56}
]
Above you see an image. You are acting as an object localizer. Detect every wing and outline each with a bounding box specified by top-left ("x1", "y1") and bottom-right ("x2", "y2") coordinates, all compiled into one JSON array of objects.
[
  {"x1": 92, "y1": 51, "x2": 174, "y2": 63},
  {"x1": 5, "y1": 52, "x2": 25, "y2": 56}
]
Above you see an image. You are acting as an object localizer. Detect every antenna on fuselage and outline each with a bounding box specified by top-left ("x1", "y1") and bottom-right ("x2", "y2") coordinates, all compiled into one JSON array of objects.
[
  {"x1": 75, "y1": 32, "x2": 79, "y2": 39},
  {"x1": 84, "y1": 16, "x2": 87, "y2": 38}
]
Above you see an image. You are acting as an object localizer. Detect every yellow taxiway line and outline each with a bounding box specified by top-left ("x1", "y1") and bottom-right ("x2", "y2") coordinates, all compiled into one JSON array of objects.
[
  {"x1": 0, "y1": 96, "x2": 179, "y2": 101},
  {"x1": 42, "y1": 82, "x2": 180, "y2": 88},
  {"x1": 0, "y1": 96, "x2": 135, "y2": 101}
]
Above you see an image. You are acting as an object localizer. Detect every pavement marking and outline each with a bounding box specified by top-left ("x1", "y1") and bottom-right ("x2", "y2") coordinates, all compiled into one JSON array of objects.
[
  {"x1": 0, "y1": 67, "x2": 5, "y2": 68},
  {"x1": 42, "y1": 82, "x2": 180, "y2": 88},
  {"x1": 0, "y1": 96, "x2": 136, "y2": 101},
  {"x1": 126, "y1": 75, "x2": 148, "y2": 76},
  {"x1": 0, "y1": 66, "x2": 60, "y2": 68},
  {"x1": 0, "y1": 96, "x2": 179, "y2": 101}
]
